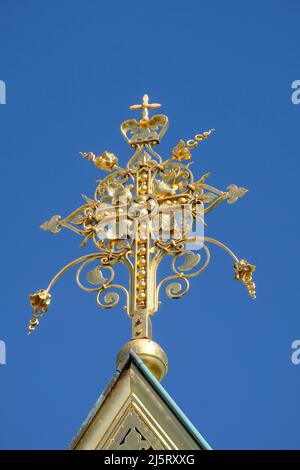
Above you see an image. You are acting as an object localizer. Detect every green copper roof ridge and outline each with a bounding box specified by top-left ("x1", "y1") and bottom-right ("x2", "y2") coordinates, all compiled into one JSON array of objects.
[{"x1": 129, "y1": 349, "x2": 212, "y2": 450}]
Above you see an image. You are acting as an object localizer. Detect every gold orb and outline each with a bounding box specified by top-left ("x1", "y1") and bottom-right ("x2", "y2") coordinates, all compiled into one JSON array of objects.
[
  {"x1": 138, "y1": 280, "x2": 147, "y2": 289},
  {"x1": 116, "y1": 338, "x2": 168, "y2": 381},
  {"x1": 138, "y1": 269, "x2": 147, "y2": 278},
  {"x1": 139, "y1": 173, "x2": 148, "y2": 182},
  {"x1": 138, "y1": 258, "x2": 146, "y2": 267},
  {"x1": 137, "y1": 292, "x2": 146, "y2": 302},
  {"x1": 138, "y1": 246, "x2": 147, "y2": 255}
]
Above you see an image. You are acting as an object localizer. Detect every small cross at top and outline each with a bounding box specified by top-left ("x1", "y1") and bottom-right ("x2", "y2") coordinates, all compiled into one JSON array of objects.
[{"x1": 130, "y1": 94, "x2": 161, "y2": 121}]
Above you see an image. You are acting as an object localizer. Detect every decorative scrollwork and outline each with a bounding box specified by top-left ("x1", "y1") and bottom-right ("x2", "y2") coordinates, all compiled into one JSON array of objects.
[
  {"x1": 155, "y1": 240, "x2": 186, "y2": 255},
  {"x1": 29, "y1": 94, "x2": 256, "y2": 337},
  {"x1": 172, "y1": 245, "x2": 210, "y2": 278},
  {"x1": 95, "y1": 169, "x2": 134, "y2": 203},
  {"x1": 168, "y1": 129, "x2": 215, "y2": 163},
  {"x1": 165, "y1": 279, "x2": 189, "y2": 298},
  {"x1": 27, "y1": 252, "x2": 129, "y2": 333},
  {"x1": 96, "y1": 285, "x2": 128, "y2": 309},
  {"x1": 76, "y1": 259, "x2": 115, "y2": 292},
  {"x1": 127, "y1": 145, "x2": 163, "y2": 171},
  {"x1": 158, "y1": 161, "x2": 194, "y2": 193},
  {"x1": 155, "y1": 245, "x2": 209, "y2": 307},
  {"x1": 158, "y1": 275, "x2": 190, "y2": 301},
  {"x1": 76, "y1": 257, "x2": 129, "y2": 311}
]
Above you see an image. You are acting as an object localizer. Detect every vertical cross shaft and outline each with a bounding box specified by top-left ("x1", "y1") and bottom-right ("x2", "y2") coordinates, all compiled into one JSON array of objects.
[{"x1": 131, "y1": 165, "x2": 153, "y2": 339}]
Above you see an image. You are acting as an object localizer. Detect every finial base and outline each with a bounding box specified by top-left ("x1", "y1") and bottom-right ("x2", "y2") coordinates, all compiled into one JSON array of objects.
[{"x1": 116, "y1": 338, "x2": 168, "y2": 382}]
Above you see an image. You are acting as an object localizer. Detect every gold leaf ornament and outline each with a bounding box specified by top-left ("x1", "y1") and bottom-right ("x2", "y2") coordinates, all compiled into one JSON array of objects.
[
  {"x1": 71, "y1": 214, "x2": 86, "y2": 225},
  {"x1": 202, "y1": 192, "x2": 218, "y2": 203},
  {"x1": 177, "y1": 252, "x2": 201, "y2": 271},
  {"x1": 86, "y1": 267, "x2": 107, "y2": 285},
  {"x1": 172, "y1": 140, "x2": 192, "y2": 161},
  {"x1": 154, "y1": 179, "x2": 176, "y2": 196},
  {"x1": 81, "y1": 151, "x2": 118, "y2": 171},
  {"x1": 94, "y1": 151, "x2": 118, "y2": 171},
  {"x1": 107, "y1": 184, "x2": 133, "y2": 204},
  {"x1": 226, "y1": 184, "x2": 248, "y2": 204},
  {"x1": 40, "y1": 215, "x2": 61, "y2": 234}
]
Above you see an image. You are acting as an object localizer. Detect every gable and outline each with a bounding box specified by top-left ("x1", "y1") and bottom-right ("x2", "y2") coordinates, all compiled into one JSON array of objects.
[{"x1": 71, "y1": 354, "x2": 210, "y2": 450}]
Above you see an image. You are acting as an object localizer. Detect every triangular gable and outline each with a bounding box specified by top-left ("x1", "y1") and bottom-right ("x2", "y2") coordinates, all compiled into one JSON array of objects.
[{"x1": 70, "y1": 351, "x2": 211, "y2": 450}]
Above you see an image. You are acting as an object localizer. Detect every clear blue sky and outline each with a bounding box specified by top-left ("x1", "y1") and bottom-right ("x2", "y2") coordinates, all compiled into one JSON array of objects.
[{"x1": 0, "y1": 0, "x2": 299, "y2": 450}]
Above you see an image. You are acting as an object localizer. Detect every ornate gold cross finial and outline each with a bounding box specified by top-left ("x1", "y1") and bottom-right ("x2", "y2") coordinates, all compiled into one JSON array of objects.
[
  {"x1": 28, "y1": 95, "x2": 256, "y2": 381},
  {"x1": 129, "y1": 94, "x2": 161, "y2": 121}
]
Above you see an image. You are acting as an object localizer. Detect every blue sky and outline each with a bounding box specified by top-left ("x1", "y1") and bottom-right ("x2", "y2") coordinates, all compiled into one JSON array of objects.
[{"x1": 0, "y1": 0, "x2": 300, "y2": 450}]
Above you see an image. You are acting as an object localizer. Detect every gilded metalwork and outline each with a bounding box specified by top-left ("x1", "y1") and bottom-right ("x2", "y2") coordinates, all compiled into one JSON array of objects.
[
  {"x1": 233, "y1": 259, "x2": 256, "y2": 298},
  {"x1": 28, "y1": 94, "x2": 256, "y2": 335},
  {"x1": 28, "y1": 290, "x2": 52, "y2": 333},
  {"x1": 121, "y1": 95, "x2": 168, "y2": 148},
  {"x1": 80, "y1": 151, "x2": 119, "y2": 171}
]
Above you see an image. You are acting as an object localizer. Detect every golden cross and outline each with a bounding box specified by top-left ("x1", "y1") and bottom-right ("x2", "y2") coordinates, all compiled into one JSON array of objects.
[{"x1": 130, "y1": 94, "x2": 161, "y2": 121}]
